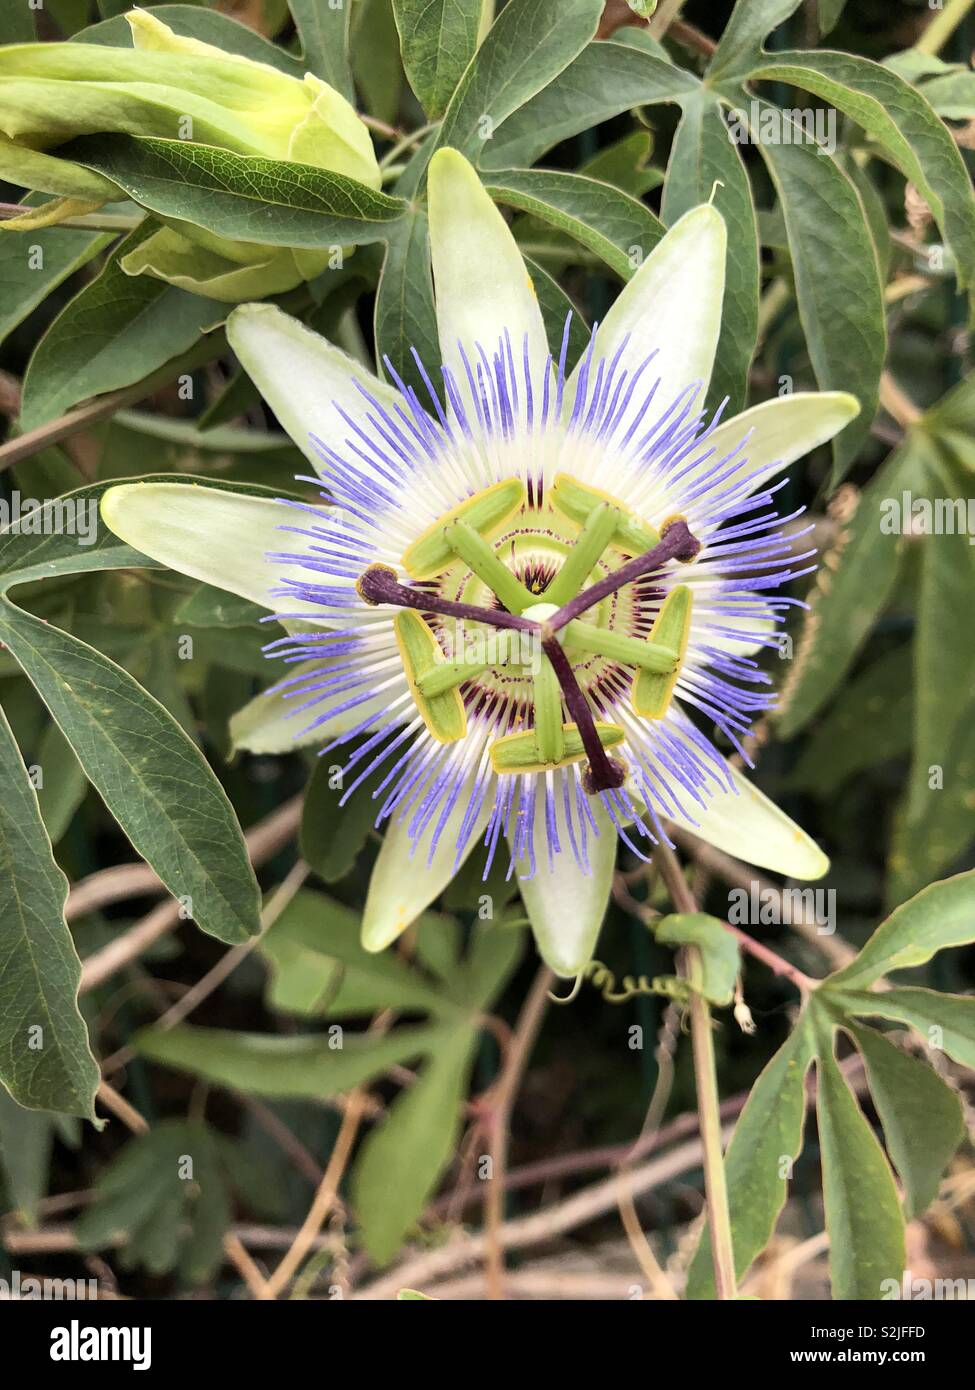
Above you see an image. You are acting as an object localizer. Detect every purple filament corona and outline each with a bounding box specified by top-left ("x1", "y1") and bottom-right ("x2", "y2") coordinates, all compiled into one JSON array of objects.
[{"x1": 259, "y1": 318, "x2": 815, "y2": 882}]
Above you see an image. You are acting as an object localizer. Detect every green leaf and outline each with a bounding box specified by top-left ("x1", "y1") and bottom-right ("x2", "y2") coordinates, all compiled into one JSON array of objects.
[
  {"x1": 485, "y1": 167, "x2": 663, "y2": 280},
  {"x1": 374, "y1": 205, "x2": 440, "y2": 399},
  {"x1": 686, "y1": 1017, "x2": 814, "y2": 1298},
  {"x1": 524, "y1": 254, "x2": 589, "y2": 373},
  {"x1": 197, "y1": 367, "x2": 259, "y2": 432},
  {"x1": 63, "y1": 135, "x2": 405, "y2": 250},
  {"x1": 75, "y1": 1119, "x2": 234, "y2": 1283},
  {"x1": 454, "y1": 918, "x2": 525, "y2": 1006},
  {"x1": 0, "y1": 1089, "x2": 55, "y2": 1225},
  {"x1": 0, "y1": 704, "x2": 98, "y2": 1118},
  {"x1": 436, "y1": 0, "x2": 604, "y2": 160},
  {"x1": 353, "y1": 1024, "x2": 476, "y2": 1263},
  {"x1": 834, "y1": 986, "x2": 975, "y2": 1071},
  {"x1": 774, "y1": 437, "x2": 928, "y2": 737},
  {"x1": 76, "y1": 4, "x2": 304, "y2": 75},
  {"x1": 20, "y1": 222, "x2": 224, "y2": 432},
  {"x1": 172, "y1": 584, "x2": 266, "y2": 630},
  {"x1": 825, "y1": 870, "x2": 975, "y2": 989},
  {"x1": 818, "y1": 0, "x2": 847, "y2": 35},
  {"x1": 845, "y1": 155, "x2": 892, "y2": 281},
  {"x1": 893, "y1": 481, "x2": 975, "y2": 890},
  {"x1": 300, "y1": 756, "x2": 384, "y2": 884},
  {"x1": 289, "y1": 0, "x2": 354, "y2": 101},
  {"x1": 350, "y1": 920, "x2": 519, "y2": 1262},
  {"x1": 260, "y1": 889, "x2": 453, "y2": 1018},
  {"x1": 788, "y1": 646, "x2": 913, "y2": 799},
  {"x1": 391, "y1": 0, "x2": 484, "y2": 119},
  {"x1": 844, "y1": 1019, "x2": 963, "y2": 1218},
  {"x1": 0, "y1": 600, "x2": 261, "y2": 947},
  {"x1": 655, "y1": 913, "x2": 740, "y2": 1006},
  {"x1": 661, "y1": 92, "x2": 759, "y2": 413},
  {"x1": 706, "y1": 0, "x2": 805, "y2": 82},
  {"x1": 136, "y1": 1020, "x2": 447, "y2": 1097},
  {"x1": 813, "y1": 1006, "x2": 906, "y2": 1300},
  {"x1": 917, "y1": 70, "x2": 975, "y2": 121},
  {"x1": 34, "y1": 718, "x2": 88, "y2": 846},
  {"x1": 0, "y1": 5, "x2": 35, "y2": 42},
  {"x1": 751, "y1": 51, "x2": 975, "y2": 297},
  {"x1": 581, "y1": 130, "x2": 662, "y2": 198},
  {"x1": 888, "y1": 715, "x2": 975, "y2": 906},
  {"x1": 352, "y1": 0, "x2": 404, "y2": 125},
  {"x1": 740, "y1": 97, "x2": 884, "y2": 480},
  {"x1": 0, "y1": 220, "x2": 110, "y2": 348},
  {"x1": 481, "y1": 38, "x2": 699, "y2": 172}
]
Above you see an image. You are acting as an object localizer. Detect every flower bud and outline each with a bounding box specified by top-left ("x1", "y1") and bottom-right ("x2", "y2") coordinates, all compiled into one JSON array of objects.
[{"x1": 0, "y1": 9, "x2": 381, "y2": 300}]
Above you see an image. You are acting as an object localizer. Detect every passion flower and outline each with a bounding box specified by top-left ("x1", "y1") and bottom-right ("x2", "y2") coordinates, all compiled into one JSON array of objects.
[{"x1": 102, "y1": 148, "x2": 858, "y2": 974}]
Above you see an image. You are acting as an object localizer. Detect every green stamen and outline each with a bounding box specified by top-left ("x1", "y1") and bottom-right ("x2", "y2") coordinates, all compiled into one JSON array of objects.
[
  {"x1": 550, "y1": 473, "x2": 661, "y2": 556},
  {"x1": 394, "y1": 610, "x2": 467, "y2": 743},
  {"x1": 490, "y1": 722, "x2": 625, "y2": 775},
  {"x1": 543, "y1": 501, "x2": 621, "y2": 608},
  {"x1": 401, "y1": 478, "x2": 526, "y2": 579},
  {"x1": 532, "y1": 653, "x2": 565, "y2": 764},
  {"x1": 632, "y1": 585, "x2": 693, "y2": 719},
  {"x1": 562, "y1": 620, "x2": 678, "y2": 673},
  {"x1": 444, "y1": 518, "x2": 534, "y2": 613},
  {"x1": 417, "y1": 657, "x2": 490, "y2": 698}
]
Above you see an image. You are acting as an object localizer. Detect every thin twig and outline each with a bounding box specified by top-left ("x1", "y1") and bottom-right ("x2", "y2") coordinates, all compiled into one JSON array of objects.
[
  {"x1": 879, "y1": 370, "x2": 923, "y2": 429},
  {"x1": 654, "y1": 842, "x2": 737, "y2": 1300},
  {"x1": 351, "y1": 1129, "x2": 731, "y2": 1299},
  {"x1": 670, "y1": 18, "x2": 717, "y2": 57},
  {"x1": 916, "y1": 0, "x2": 975, "y2": 55},
  {"x1": 258, "y1": 1091, "x2": 367, "y2": 1300},
  {"x1": 78, "y1": 796, "x2": 302, "y2": 993},
  {"x1": 95, "y1": 1081, "x2": 148, "y2": 1135},
  {"x1": 483, "y1": 965, "x2": 554, "y2": 1300},
  {"x1": 99, "y1": 860, "x2": 309, "y2": 1073},
  {"x1": 0, "y1": 334, "x2": 225, "y2": 473},
  {"x1": 648, "y1": 0, "x2": 685, "y2": 41}
]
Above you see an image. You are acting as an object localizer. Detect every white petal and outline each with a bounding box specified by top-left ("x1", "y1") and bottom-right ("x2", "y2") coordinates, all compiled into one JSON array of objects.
[
  {"x1": 511, "y1": 788, "x2": 617, "y2": 977},
  {"x1": 428, "y1": 147, "x2": 550, "y2": 408},
  {"x1": 100, "y1": 482, "x2": 332, "y2": 621},
  {"x1": 668, "y1": 759, "x2": 828, "y2": 880},
  {"x1": 226, "y1": 303, "x2": 403, "y2": 473},
  {"x1": 689, "y1": 392, "x2": 861, "y2": 501},
  {"x1": 362, "y1": 770, "x2": 493, "y2": 952},
  {"x1": 569, "y1": 203, "x2": 726, "y2": 421},
  {"x1": 229, "y1": 661, "x2": 387, "y2": 754}
]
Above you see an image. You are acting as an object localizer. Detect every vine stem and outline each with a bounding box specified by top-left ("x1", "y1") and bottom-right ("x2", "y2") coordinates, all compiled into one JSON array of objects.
[
  {"x1": 0, "y1": 332, "x2": 226, "y2": 473},
  {"x1": 0, "y1": 203, "x2": 139, "y2": 233},
  {"x1": 648, "y1": 0, "x2": 685, "y2": 40},
  {"x1": 916, "y1": 0, "x2": 975, "y2": 54},
  {"x1": 654, "y1": 841, "x2": 738, "y2": 1300}
]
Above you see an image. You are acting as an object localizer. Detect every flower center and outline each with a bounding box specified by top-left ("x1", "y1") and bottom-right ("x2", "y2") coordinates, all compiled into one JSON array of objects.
[{"x1": 356, "y1": 474, "x2": 701, "y2": 794}]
